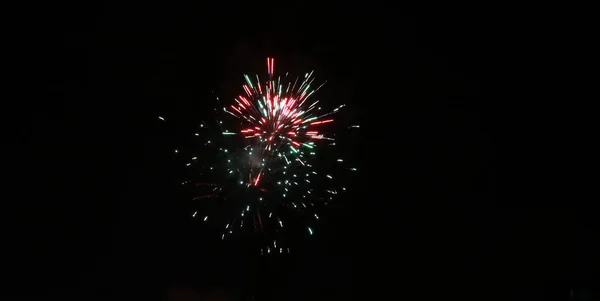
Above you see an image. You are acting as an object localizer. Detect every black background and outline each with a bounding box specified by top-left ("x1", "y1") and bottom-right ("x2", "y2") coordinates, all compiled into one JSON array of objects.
[{"x1": 4, "y1": 3, "x2": 597, "y2": 300}]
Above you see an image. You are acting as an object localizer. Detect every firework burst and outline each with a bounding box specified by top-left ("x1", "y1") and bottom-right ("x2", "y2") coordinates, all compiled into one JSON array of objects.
[{"x1": 161, "y1": 58, "x2": 358, "y2": 254}]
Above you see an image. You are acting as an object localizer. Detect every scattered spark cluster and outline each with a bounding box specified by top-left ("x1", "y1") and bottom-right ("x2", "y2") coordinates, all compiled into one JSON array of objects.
[{"x1": 160, "y1": 58, "x2": 358, "y2": 254}]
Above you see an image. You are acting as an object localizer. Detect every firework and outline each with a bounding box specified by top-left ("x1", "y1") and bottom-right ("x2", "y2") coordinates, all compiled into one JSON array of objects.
[{"x1": 161, "y1": 58, "x2": 358, "y2": 254}]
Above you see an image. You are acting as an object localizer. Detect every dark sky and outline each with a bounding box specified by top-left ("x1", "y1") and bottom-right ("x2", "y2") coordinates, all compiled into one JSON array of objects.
[{"x1": 4, "y1": 3, "x2": 597, "y2": 300}]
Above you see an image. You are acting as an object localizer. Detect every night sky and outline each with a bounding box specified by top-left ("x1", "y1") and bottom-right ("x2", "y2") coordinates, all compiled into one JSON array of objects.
[{"x1": 5, "y1": 3, "x2": 598, "y2": 300}]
